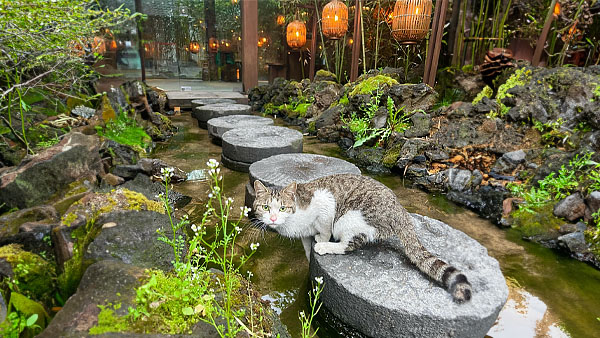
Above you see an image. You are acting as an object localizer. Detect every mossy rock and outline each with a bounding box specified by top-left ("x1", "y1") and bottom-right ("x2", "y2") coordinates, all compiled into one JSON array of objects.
[
  {"x1": 315, "y1": 69, "x2": 337, "y2": 82},
  {"x1": 510, "y1": 204, "x2": 565, "y2": 237},
  {"x1": 349, "y1": 75, "x2": 399, "y2": 97},
  {"x1": 0, "y1": 244, "x2": 56, "y2": 305},
  {"x1": 382, "y1": 143, "x2": 405, "y2": 168},
  {"x1": 101, "y1": 95, "x2": 117, "y2": 122}
]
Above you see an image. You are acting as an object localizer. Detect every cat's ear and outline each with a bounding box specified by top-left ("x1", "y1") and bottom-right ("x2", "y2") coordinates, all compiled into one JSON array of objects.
[
  {"x1": 281, "y1": 182, "x2": 297, "y2": 196},
  {"x1": 254, "y1": 180, "x2": 269, "y2": 195}
]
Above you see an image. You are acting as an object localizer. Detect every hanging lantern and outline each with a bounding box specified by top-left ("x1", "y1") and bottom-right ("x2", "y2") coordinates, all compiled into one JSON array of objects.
[
  {"x1": 553, "y1": 2, "x2": 561, "y2": 17},
  {"x1": 208, "y1": 38, "x2": 219, "y2": 52},
  {"x1": 286, "y1": 19, "x2": 306, "y2": 49},
  {"x1": 322, "y1": 0, "x2": 348, "y2": 39},
  {"x1": 277, "y1": 15, "x2": 285, "y2": 26},
  {"x1": 189, "y1": 41, "x2": 200, "y2": 54},
  {"x1": 391, "y1": 0, "x2": 433, "y2": 44},
  {"x1": 220, "y1": 39, "x2": 233, "y2": 53},
  {"x1": 109, "y1": 40, "x2": 118, "y2": 51}
]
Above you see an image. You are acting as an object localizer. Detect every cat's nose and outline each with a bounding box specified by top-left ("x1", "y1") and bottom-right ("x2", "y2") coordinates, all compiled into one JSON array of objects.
[{"x1": 269, "y1": 214, "x2": 277, "y2": 222}]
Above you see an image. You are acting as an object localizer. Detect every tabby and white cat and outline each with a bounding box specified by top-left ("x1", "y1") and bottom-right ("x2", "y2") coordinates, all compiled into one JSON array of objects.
[{"x1": 252, "y1": 174, "x2": 472, "y2": 303}]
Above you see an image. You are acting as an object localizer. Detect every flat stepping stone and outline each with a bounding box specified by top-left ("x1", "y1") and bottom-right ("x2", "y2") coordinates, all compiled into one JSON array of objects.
[
  {"x1": 221, "y1": 126, "x2": 303, "y2": 173},
  {"x1": 207, "y1": 115, "x2": 273, "y2": 145},
  {"x1": 245, "y1": 153, "x2": 360, "y2": 207},
  {"x1": 192, "y1": 103, "x2": 252, "y2": 129},
  {"x1": 309, "y1": 213, "x2": 508, "y2": 338},
  {"x1": 191, "y1": 98, "x2": 237, "y2": 111}
]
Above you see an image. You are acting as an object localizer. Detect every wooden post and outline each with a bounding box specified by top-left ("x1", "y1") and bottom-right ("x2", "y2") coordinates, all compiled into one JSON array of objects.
[
  {"x1": 242, "y1": 0, "x2": 258, "y2": 92},
  {"x1": 350, "y1": 0, "x2": 362, "y2": 82},
  {"x1": 423, "y1": 0, "x2": 449, "y2": 87},
  {"x1": 309, "y1": 10, "x2": 318, "y2": 81},
  {"x1": 134, "y1": 0, "x2": 146, "y2": 82},
  {"x1": 532, "y1": 0, "x2": 558, "y2": 67}
]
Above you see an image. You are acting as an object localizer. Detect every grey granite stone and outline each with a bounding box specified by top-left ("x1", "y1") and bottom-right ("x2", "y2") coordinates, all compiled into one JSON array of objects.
[
  {"x1": 192, "y1": 103, "x2": 252, "y2": 129},
  {"x1": 221, "y1": 126, "x2": 303, "y2": 169},
  {"x1": 245, "y1": 153, "x2": 360, "y2": 207},
  {"x1": 309, "y1": 214, "x2": 507, "y2": 338},
  {"x1": 207, "y1": 115, "x2": 273, "y2": 144},
  {"x1": 191, "y1": 98, "x2": 237, "y2": 111}
]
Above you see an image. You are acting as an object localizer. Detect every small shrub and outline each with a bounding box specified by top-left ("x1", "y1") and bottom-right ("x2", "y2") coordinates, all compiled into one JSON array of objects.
[
  {"x1": 95, "y1": 111, "x2": 151, "y2": 151},
  {"x1": 472, "y1": 86, "x2": 494, "y2": 105}
]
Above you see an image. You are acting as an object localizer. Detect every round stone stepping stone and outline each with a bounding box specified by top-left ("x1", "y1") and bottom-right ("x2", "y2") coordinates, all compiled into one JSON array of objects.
[
  {"x1": 191, "y1": 98, "x2": 237, "y2": 111},
  {"x1": 221, "y1": 126, "x2": 303, "y2": 172},
  {"x1": 207, "y1": 115, "x2": 273, "y2": 145},
  {"x1": 309, "y1": 213, "x2": 508, "y2": 338},
  {"x1": 192, "y1": 103, "x2": 252, "y2": 129},
  {"x1": 245, "y1": 153, "x2": 361, "y2": 207}
]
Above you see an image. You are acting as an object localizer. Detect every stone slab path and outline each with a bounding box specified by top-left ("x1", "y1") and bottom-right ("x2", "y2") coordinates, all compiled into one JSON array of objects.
[
  {"x1": 207, "y1": 115, "x2": 273, "y2": 145},
  {"x1": 166, "y1": 91, "x2": 247, "y2": 109},
  {"x1": 192, "y1": 103, "x2": 252, "y2": 129},
  {"x1": 221, "y1": 126, "x2": 303, "y2": 173}
]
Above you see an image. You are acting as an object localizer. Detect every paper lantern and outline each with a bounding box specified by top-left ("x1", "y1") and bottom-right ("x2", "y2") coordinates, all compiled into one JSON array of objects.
[
  {"x1": 286, "y1": 20, "x2": 306, "y2": 49},
  {"x1": 189, "y1": 41, "x2": 200, "y2": 54},
  {"x1": 277, "y1": 15, "x2": 285, "y2": 26},
  {"x1": 322, "y1": 0, "x2": 348, "y2": 39},
  {"x1": 391, "y1": 0, "x2": 433, "y2": 44},
  {"x1": 208, "y1": 38, "x2": 219, "y2": 52}
]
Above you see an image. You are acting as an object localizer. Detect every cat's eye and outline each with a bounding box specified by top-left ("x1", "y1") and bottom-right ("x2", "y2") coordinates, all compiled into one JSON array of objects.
[
  {"x1": 279, "y1": 206, "x2": 286, "y2": 211},
  {"x1": 262, "y1": 205, "x2": 269, "y2": 211}
]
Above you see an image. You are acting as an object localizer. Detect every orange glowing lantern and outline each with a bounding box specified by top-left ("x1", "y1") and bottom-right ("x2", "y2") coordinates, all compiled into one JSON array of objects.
[
  {"x1": 189, "y1": 41, "x2": 200, "y2": 54},
  {"x1": 109, "y1": 39, "x2": 118, "y2": 50},
  {"x1": 322, "y1": 0, "x2": 348, "y2": 39},
  {"x1": 391, "y1": 0, "x2": 433, "y2": 44},
  {"x1": 277, "y1": 15, "x2": 285, "y2": 26},
  {"x1": 553, "y1": 2, "x2": 561, "y2": 17},
  {"x1": 208, "y1": 38, "x2": 219, "y2": 52},
  {"x1": 286, "y1": 19, "x2": 307, "y2": 49}
]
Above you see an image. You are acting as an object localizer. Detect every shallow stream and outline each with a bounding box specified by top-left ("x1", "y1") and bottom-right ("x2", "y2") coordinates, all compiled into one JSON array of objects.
[{"x1": 152, "y1": 114, "x2": 600, "y2": 338}]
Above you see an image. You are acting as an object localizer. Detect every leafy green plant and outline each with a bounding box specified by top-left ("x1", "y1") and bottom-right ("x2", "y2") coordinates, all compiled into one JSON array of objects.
[
  {"x1": 342, "y1": 90, "x2": 412, "y2": 148},
  {"x1": 299, "y1": 277, "x2": 324, "y2": 338},
  {"x1": 95, "y1": 111, "x2": 151, "y2": 151},
  {"x1": 472, "y1": 86, "x2": 494, "y2": 105},
  {"x1": 494, "y1": 68, "x2": 532, "y2": 117},
  {"x1": 0, "y1": 311, "x2": 41, "y2": 338}
]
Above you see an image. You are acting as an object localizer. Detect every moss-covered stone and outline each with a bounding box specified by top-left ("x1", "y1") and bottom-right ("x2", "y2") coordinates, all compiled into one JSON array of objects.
[
  {"x1": 349, "y1": 75, "x2": 399, "y2": 97},
  {"x1": 101, "y1": 95, "x2": 117, "y2": 122},
  {"x1": 315, "y1": 69, "x2": 337, "y2": 82},
  {"x1": 382, "y1": 143, "x2": 405, "y2": 168},
  {"x1": 0, "y1": 244, "x2": 56, "y2": 305},
  {"x1": 510, "y1": 204, "x2": 564, "y2": 237}
]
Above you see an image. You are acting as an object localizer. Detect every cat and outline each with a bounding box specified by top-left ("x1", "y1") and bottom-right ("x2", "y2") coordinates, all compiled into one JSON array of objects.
[{"x1": 251, "y1": 173, "x2": 472, "y2": 303}]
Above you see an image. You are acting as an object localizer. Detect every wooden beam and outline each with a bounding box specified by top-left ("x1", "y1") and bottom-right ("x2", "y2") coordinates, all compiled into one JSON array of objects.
[
  {"x1": 424, "y1": 0, "x2": 449, "y2": 87},
  {"x1": 134, "y1": 0, "x2": 145, "y2": 82},
  {"x1": 350, "y1": 0, "x2": 362, "y2": 82},
  {"x1": 309, "y1": 10, "x2": 317, "y2": 81},
  {"x1": 241, "y1": 0, "x2": 258, "y2": 92},
  {"x1": 532, "y1": 0, "x2": 558, "y2": 67}
]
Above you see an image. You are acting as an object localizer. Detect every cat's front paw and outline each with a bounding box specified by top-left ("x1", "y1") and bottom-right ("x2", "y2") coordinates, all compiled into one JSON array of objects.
[
  {"x1": 314, "y1": 242, "x2": 346, "y2": 255},
  {"x1": 314, "y1": 233, "x2": 330, "y2": 243}
]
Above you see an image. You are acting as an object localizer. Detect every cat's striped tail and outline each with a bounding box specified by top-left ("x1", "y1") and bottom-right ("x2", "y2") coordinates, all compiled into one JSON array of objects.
[{"x1": 397, "y1": 212, "x2": 472, "y2": 303}]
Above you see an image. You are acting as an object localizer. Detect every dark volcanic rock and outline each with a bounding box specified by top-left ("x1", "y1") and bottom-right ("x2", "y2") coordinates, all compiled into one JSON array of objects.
[
  {"x1": 85, "y1": 211, "x2": 178, "y2": 271},
  {"x1": 447, "y1": 185, "x2": 507, "y2": 222},
  {"x1": 207, "y1": 115, "x2": 273, "y2": 143},
  {"x1": 0, "y1": 205, "x2": 59, "y2": 238},
  {"x1": 38, "y1": 260, "x2": 145, "y2": 337},
  {"x1": 192, "y1": 103, "x2": 252, "y2": 129},
  {"x1": 554, "y1": 193, "x2": 586, "y2": 222},
  {"x1": 0, "y1": 132, "x2": 102, "y2": 209},
  {"x1": 309, "y1": 214, "x2": 507, "y2": 338},
  {"x1": 403, "y1": 112, "x2": 431, "y2": 138},
  {"x1": 345, "y1": 147, "x2": 390, "y2": 174}
]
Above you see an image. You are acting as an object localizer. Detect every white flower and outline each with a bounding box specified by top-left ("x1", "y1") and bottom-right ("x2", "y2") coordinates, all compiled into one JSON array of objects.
[
  {"x1": 235, "y1": 226, "x2": 242, "y2": 234},
  {"x1": 247, "y1": 271, "x2": 254, "y2": 278},
  {"x1": 299, "y1": 311, "x2": 305, "y2": 318},
  {"x1": 250, "y1": 242, "x2": 260, "y2": 251},
  {"x1": 207, "y1": 159, "x2": 219, "y2": 169},
  {"x1": 226, "y1": 197, "x2": 234, "y2": 205},
  {"x1": 315, "y1": 276, "x2": 324, "y2": 284},
  {"x1": 191, "y1": 224, "x2": 198, "y2": 232},
  {"x1": 208, "y1": 193, "x2": 214, "y2": 198},
  {"x1": 241, "y1": 206, "x2": 250, "y2": 217}
]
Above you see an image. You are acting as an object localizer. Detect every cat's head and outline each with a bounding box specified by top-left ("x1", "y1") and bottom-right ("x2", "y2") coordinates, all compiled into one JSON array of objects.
[{"x1": 253, "y1": 180, "x2": 297, "y2": 230}]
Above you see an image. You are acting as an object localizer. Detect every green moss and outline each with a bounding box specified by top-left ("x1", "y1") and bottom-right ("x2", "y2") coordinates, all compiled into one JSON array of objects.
[
  {"x1": 510, "y1": 204, "x2": 564, "y2": 237},
  {"x1": 349, "y1": 75, "x2": 398, "y2": 97},
  {"x1": 61, "y1": 212, "x2": 78, "y2": 227},
  {"x1": 495, "y1": 68, "x2": 532, "y2": 117},
  {"x1": 315, "y1": 69, "x2": 336, "y2": 80},
  {"x1": 472, "y1": 85, "x2": 493, "y2": 105},
  {"x1": 592, "y1": 83, "x2": 600, "y2": 102},
  {"x1": 121, "y1": 189, "x2": 165, "y2": 214},
  {"x1": 307, "y1": 121, "x2": 316, "y2": 134},
  {"x1": 382, "y1": 143, "x2": 404, "y2": 168},
  {"x1": 0, "y1": 244, "x2": 56, "y2": 304},
  {"x1": 89, "y1": 303, "x2": 130, "y2": 335}
]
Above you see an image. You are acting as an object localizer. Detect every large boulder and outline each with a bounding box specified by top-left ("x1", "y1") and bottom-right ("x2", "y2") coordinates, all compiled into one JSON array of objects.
[
  {"x1": 309, "y1": 214, "x2": 507, "y2": 338},
  {"x1": 0, "y1": 132, "x2": 102, "y2": 210}
]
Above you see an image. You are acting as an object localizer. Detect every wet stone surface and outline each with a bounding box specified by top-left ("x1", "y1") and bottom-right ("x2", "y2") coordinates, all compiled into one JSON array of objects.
[
  {"x1": 245, "y1": 153, "x2": 361, "y2": 207},
  {"x1": 207, "y1": 115, "x2": 273, "y2": 144},
  {"x1": 309, "y1": 214, "x2": 508, "y2": 338},
  {"x1": 221, "y1": 126, "x2": 303, "y2": 172},
  {"x1": 192, "y1": 103, "x2": 252, "y2": 129},
  {"x1": 191, "y1": 98, "x2": 237, "y2": 111}
]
